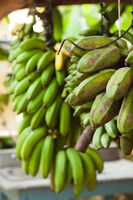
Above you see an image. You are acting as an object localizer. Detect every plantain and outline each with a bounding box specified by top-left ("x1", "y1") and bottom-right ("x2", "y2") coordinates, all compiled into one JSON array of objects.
[
  {"x1": 106, "y1": 67, "x2": 133, "y2": 101},
  {"x1": 71, "y1": 35, "x2": 112, "y2": 57},
  {"x1": 117, "y1": 88, "x2": 133, "y2": 133},
  {"x1": 93, "y1": 93, "x2": 121, "y2": 128},
  {"x1": 74, "y1": 69, "x2": 116, "y2": 103},
  {"x1": 77, "y1": 45, "x2": 120, "y2": 74}
]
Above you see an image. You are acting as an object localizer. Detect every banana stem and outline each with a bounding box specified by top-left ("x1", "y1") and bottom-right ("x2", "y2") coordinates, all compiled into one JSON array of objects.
[
  {"x1": 75, "y1": 126, "x2": 94, "y2": 152},
  {"x1": 35, "y1": 0, "x2": 55, "y2": 49}
]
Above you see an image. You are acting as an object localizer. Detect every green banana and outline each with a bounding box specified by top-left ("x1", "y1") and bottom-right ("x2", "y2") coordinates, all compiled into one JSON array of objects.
[
  {"x1": 15, "y1": 67, "x2": 26, "y2": 82},
  {"x1": 21, "y1": 126, "x2": 47, "y2": 160},
  {"x1": 106, "y1": 67, "x2": 133, "y2": 101},
  {"x1": 13, "y1": 63, "x2": 25, "y2": 75},
  {"x1": 81, "y1": 113, "x2": 90, "y2": 127},
  {"x1": 37, "y1": 50, "x2": 55, "y2": 72},
  {"x1": 30, "y1": 106, "x2": 47, "y2": 130},
  {"x1": 100, "y1": 133, "x2": 112, "y2": 148},
  {"x1": 14, "y1": 77, "x2": 30, "y2": 96},
  {"x1": 55, "y1": 69, "x2": 65, "y2": 86},
  {"x1": 26, "y1": 52, "x2": 43, "y2": 73},
  {"x1": 73, "y1": 179, "x2": 84, "y2": 196},
  {"x1": 73, "y1": 101, "x2": 93, "y2": 117},
  {"x1": 43, "y1": 78, "x2": 59, "y2": 107},
  {"x1": 92, "y1": 126, "x2": 105, "y2": 149},
  {"x1": 20, "y1": 37, "x2": 46, "y2": 50},
  {"x1": 80, "y1": 152, "x2": 96, "y2": 191},
  {"x1": 86, "y1": 147, "x2": 104, "y2": 173},
  {"x1": 77, "y1": 45, "x2": 120, "y2": 74},
  {"x1": 66, "y1": 117, "x2": 82, "y2": 147},
  {"x1": 16, "y1": 127, "x2": 30, "y2": 159},
  {"x1": 68, "y1": 63, "x2": 77, "y2": 73},
  {"x1": 22, "y1": 159, "x2": 29, "y2": 174},
  {"x1": 117, "y1": 88, "x2": 133, "y2": 133},
  {"x1": 26, "y1": 77, "x2": 42, "y2": 100},
  {"x1": 62, "y1": 162, "x2": 72, "y2": 189},
  {"x1": 9, "y1": 80, "x2": 18, "y2": 94},
  {"x1": 15, "y1": 93, "x2": 28, "y2": 113},
  {"x1": 59, "y1": 102, "x2": 71, "y2": 136},
  {"x1": 75, "y1": 69, "x2": 116, "y2": 101},
  {"x1": 27, "y1": 71, "x2": 40, "y2": 83},
  {"x1": 45, "y1": 95, "x2": 62, "y2": 129},
  {"x1": 29, "y1": 139, "x2": 44, "y2": 176},
  {"x1": 54, "y1": 150, "x2": 67, "y2": 192},
  {"x1": 9, "y1": 47, "x2": 24, "y2": 62},
  {"x1": 16, "y1": 50, "x2": 41, "y2": 63},
  {"x1": 104, "y1": 118, "x2": 118, "y2": 138},
  {"x1": 66, "y1": 148, "x2": 84, "y2": 184},
  {"x1": 70, "y1": 55, "x2": 80, "y2": 64},
  {"x1": 41, "y1": 62, "x2": 55, "y2": 86},
  {"x1": 71, "y1": 35, "x2": 112, "y2": 57},
  {"x1": 27, "y1": 88, "x2": 46, "y2": 114},
  {"x1": 40, "y1": 135, "x2": 54, "y2": 178},
  {"x1": 18, "y1": 113, "x2": 32, "y2": 135},
  {"x1": 12, "y1": 94, "x2": 23, "y2": 111}
]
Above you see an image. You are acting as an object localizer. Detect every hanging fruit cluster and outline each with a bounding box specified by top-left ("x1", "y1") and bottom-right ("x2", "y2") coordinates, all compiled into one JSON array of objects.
[
  {"x1": 65, "y1": 29, "x2": 133, "y2": 155},
  {"x1": 8, "y1": 8, "x2": 105, "y2": 195}
]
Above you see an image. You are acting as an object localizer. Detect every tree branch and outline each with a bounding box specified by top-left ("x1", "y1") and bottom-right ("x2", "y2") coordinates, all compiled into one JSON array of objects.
[{"x1": 0, "y1": 0, "x2": 130, "y2": 20}]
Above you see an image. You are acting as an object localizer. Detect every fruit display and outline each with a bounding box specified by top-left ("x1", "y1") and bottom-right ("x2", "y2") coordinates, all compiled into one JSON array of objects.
[{"x1": 8, "y1": 2, "x2": 133, "y2": 196}]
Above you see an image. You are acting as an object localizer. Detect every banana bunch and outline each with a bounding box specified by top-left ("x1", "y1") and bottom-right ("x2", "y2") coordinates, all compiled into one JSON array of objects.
[
  {"x1": 64, "y1": 34, "x2": 133, "y2": 156},
  {"x1": 8, "y1": 21, "x2": 106, "y2": 194},
  {"x1": 52, "y1": 146, "x2": 103, "y2": 195}
]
